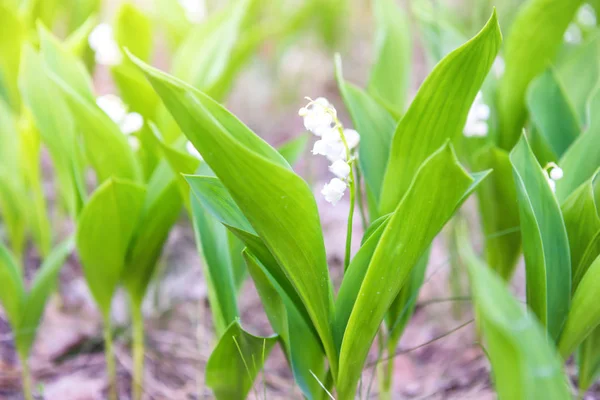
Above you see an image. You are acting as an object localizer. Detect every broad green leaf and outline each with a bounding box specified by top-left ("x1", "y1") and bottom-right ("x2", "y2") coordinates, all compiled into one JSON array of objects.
[
  {"x1": 0, "y1": 172, "x2": 27, "y2": 260},
  {"x1": 337, "y1": 144, "x2": 489, "y2": 398},
  {"x1": 64, "y1": 15, "x2": 98, "y2": 58},
  {"x1": 153, "y1": 0, "x2": 191, "y2": 48},
  {"x1": 62, "y1": 0, "x2": 100, "y2": 34},
  {"x1": 526, "y1": 69, "x2": 580, "y2": 159},
  {"x1": 497, "y1": 0, "x2": 584, "y2": 150},
  {"x1": 0, "y1": 242, "x2": 25, "y2": 328},
  {"x1": 335, "y1": 55, "x2": 395, "y2": 209},
  {"x1": 191, "y1": 194, "x2": 239, "y2": 336},
  {"x1": 205, "y1": 321, "x2": 277, "y2": 400},
  {"x1": 123, "y1": 162, "x2": 182, "y2": 305},
  {"x1": 379, "y1": 10, "x2": 501, "y2": 214},
  {"x1": 579, "y1": 330, "x2": 600, "y2": 393},
  {"x1": 244, "y1": 251, "x2": 325, "y2": 400},
  {"x1": 0, "y1": 3, "x2": 23, "y2": 110},
  {"x1": 20, "y1": 45, "x2": 83, "y2": 217},
  {"x1": 40, "y1": 26, "x2": 141, "y2": 184},
  {"x1": 561, "y1": 170, "x2": 600, "y2": 289},
  {"x1": 557, "y1": 89, "x2": 600, "y2": 202},
  {"x1": 555, "y1": 34, "x2": 600, "y2": 125},
  {"x1": 473, "y1": 146, "x2": 521, "y2": 280},
  {"x1": 510, "y1": 135, "x2": 571, "y2": 341},
  {"x1": 114, "y1": 3, "x2": 152, "y2": 62},
  {"x1": 558, "y1": 254, "x2": 600, "y2": 358},
  {"x1": 17, "y1": 237, "x2": 74, "y2": 357},
  {"x1": 277, "y1": 134, "x2": 309, "y2": 166},
  {"x1": 132, "y1": 56, "x2": 337, "y2": 374},
  {"x1": 367, "y1": 0, "x2": 411, "y2": 113},
  {"x1": 76, "y1": 179, "x2": 146, "y2": 316},
  {"x1": 461, "y1": 231, "x2": 571, "y2": 400}
]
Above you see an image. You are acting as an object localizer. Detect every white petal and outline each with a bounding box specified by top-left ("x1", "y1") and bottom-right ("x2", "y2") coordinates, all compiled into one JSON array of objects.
[
  {"x1": 186, "y1": 141, "x2": 203, "y2": 160},
  {"x1": 329, "y1": 160, "x2": 350, "y2": 179},
  {"x1": 120, "y1": 112, "x2": 144, "y2": 135},
  {"x1": 321, "y1": 178, "x2": 346, "y2": 205},
  {"x1": 88, "y1": 23, "x2": 113, "y2": 50},
  {"x1": 325, "y1": 141, "x2": 347, "y2": 162},
  {"x1": 320, "y1": 126, "x2": 340, "y2": 143},
  {"x1": 312, "y1": 140, "x2": 328, "y2": 156},
  {"x1": 178, "y1": 0, "x2": 206, "y2": 22},
  {"x1": 96, "y1": 94, "x2": 127, "y2": 123},
  {"x1": 128, "y1": 136, "x2": 140, "y2": 151},
  {"x1": 344, "y1": 129, "x2": 360, "y2": 149},
  {"x1": 550, "y1": 167, "x2": 564, "y2": 180},
  {"x1": 577, "y1": 4, "x2": 597, "y2": 27},
  {"x1": 548, "y1": 178, "x2": 557, "y2": 193},
  {"x1": 475, "y1": 104, "x2": 491, "y2": 120},
  {"x1": 564, "y1": 24, "x2": 583, "y2": 44}
]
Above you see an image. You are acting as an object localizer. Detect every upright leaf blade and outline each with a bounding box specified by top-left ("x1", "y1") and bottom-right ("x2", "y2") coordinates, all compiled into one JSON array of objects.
[
  {"x1": 379, "y1": 11, "x2": 501, "y2": 214},
  {"x1": 510, "y1": 135, "x2": 571, "y2": 341}
]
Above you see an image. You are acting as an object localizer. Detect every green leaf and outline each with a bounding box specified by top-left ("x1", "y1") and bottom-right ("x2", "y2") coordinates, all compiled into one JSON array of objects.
[
  {"x1": 557, "y1": 89, "x2": 600, "y2": 202},
  {"x1": 244, "y1": 250, "x2": 325, "y2": 400},
  {"x1": 205, "y1": 321, "x2": 277, "y2": 400},
  {"x1": 558, "y1": 254, "x2": 600, "y2": 359},
  {"x1": 579, "y1": 329, "x2": 600, "y2": 393},
  {"x1": 497, "y1": 0, "x2": 585, "y2": 150},
  {"x1": 76, "y1": 179, "x2": 146, "y2": 316},
  {"x1": 367, "y1": 0, "x2": 411, "y2": 113},
  {"x1": 40, "y1": 26, "x2": 141, "y2": 184},
  {"x1": 335, "y1": 55, "x2": 396, "y2": 209},
  {"x1": 64, "y1": 15, "x2": 98, "y2": 58},
  {"x1": 379, "y1": 10, "x2": 501, "y2": 214},
  {"x1": 0, "y1": 242, "x2": 25, "y2": 328},
  {"x1": 0, "y1": 3, "x2": 23, "y2": 110},
  {"x1": 122, "y1": 162, "x2": 182, "y2": 305},
  {"x1": 473, "y1": 146, "x2": 521, "y2": 280},
  {"x1": 526, "y1": 68, "x2": 580, "y2": 159},
  {"x1": 131, "y1": 56, "x2": 337, "y2": 374},
  {"x1": 561, "y1": 170, "x2": 600, "y2": 290},
  {"x1": 114, "y1": 3, "x2": 152, "y2": 62},
  {"x1": 337, "y1": 144, "x2": 489, "y2": 398},
  {"x1": 510, "y1": 135, "x2": 571, "y2": 341},
  {"x1": 555, "y1": 34, "x2": 600, "y2": 125},
  {"x1": 17, "y1": 237, "x2": 74, "y2": 357},
  {"x1": 277, "y1": 134, "x2": 309, "y2": 166},
  {"x1": 461, "y1": 230, "x2": 571, "y2": 400},
  {"x1": 20, "y1": 44, "x2": 83, "y2": 217}
]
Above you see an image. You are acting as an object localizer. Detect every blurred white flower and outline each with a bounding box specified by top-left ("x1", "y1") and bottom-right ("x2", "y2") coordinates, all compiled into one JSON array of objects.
[
  {"x1": 178, "y1": 0, "x2": 206, "y2": 23},
  {"x1": 186, "y1": 140, "x2": 203, "y2": 160},
  {"x1": 564, "y1": 23, "x2": 583, "y2": 44},
  {"x1": 312, "y1": 139, "x2": 346, "y2": 162},
  {"x1": 96, "y1": 94, "x2": 144, "y2": 135},
  {"x1": 88, "y1": 23, "x2": 122, "y2": 66},
  {"x1": 493, "y1": 56, "x2": 505, "y2": 78},
  {"x1": 344, "y1": 129, "x2": 360, "y2": 150},
  {"x1": 128, "y1": 136, "x2": 140, "y2": 151},
  {"x1": 321, "y1": 178, "x2": 347, "y2": 205},
  {"x1": 299, "y1": 97, "x2": 335, "y2": 135},
  {"x1": 550, "y1": 166, "x2": 564, "y2": 181},
  {"x1": 329, "y1": 159, "x2": 351, "y2": 179},
  {"x1": 577, "y1": 4, "x2": 597, "y2": 27},
  {"x1": 464, "y1": 92, "x2": 490, "y2": 137},
  {"x1": 544, "y1": 163, "x2": 563, "y2": 193}
]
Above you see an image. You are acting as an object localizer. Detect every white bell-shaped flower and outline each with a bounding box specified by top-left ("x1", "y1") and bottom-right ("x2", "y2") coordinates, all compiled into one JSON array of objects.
[
  {"x1": 564, "y1": 23, "x2": 583, "y2": 44},
  {"x1": 344, "y1": 129, "x2": 360, "y2": 149},
  {"x1": 550, "y1": 166, "x2": 564, "y2": 180},
  {"x1": 128, "y1": 136, "x2": 140, "y2": 151},
  {"x1": 464, "y1": 92, "x2": 490, "y2": 138},
  {"x1": 178, "y1": 0, "x2": 206, "y2": 23},
  {"x1": 321, "y1": 178, "x2": 347, "y2": 205},
  {"x1": 329, "y1": 160, "x2": 351, "y2": 179},
  {"x1": 299, "y1": 97, "x2": 335, "y2": 135},
  {"x1": 577, "y1": 4, "x2": 597, "y2": 27},
  {"x1": 88, "y1": 23, "x2": 122, "y2": 66},
  {"x1": 120, "y1": 112, "x2": 144, "y2": 135},
  {"x1": 186, "y1": 140, "x2": 203, "y2": 160},
  {"x1": 96, "y1": 94, "x2": 127, "y2": 123}
]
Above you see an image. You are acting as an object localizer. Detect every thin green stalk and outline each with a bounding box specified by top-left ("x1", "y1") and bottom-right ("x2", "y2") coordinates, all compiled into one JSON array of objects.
[
  {"x1": 19, "y1": 353, "x2": 33, "y2": 400},
  {"x1": 354, "y1": 165, "x2": 369, "y2": 231},
  {"x1": 131, "y1": 303, "x2": 145, "y2": 400},
  {"x1": 103, "y1": 316, "x2": 118, "y2": 400},
  {"x1": 335, "y1": 123, "x2": 356, "y2": 271}
]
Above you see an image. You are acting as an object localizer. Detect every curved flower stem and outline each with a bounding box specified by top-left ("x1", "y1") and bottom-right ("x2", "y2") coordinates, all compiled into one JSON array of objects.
[
  {"x1": 354, "y1": 165, "x2": 368, "y2": 231},
  {"x1": 335, "y1": 123, "x2": 355, "y2": 271},
  {"x1": 103, "y1": 316, "x2": 118, "y2": 400}
]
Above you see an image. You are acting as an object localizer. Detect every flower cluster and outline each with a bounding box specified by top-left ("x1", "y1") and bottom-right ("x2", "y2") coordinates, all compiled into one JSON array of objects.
[
  {"x1": 565, "y1": 3, "x2": 597, "y2": 44},
  {"x1": 544, "y1": 162, "x2": 564, "y2": 193},
  {"x1": 463, "y1": 91, "x2": 490, "y2": 138},
  {"x1": 88, "y1": 24, "x2": 122, "y2": 66},
  {"x1": 96, "y1": 94, "x2": 144, "y2": 149},
  {"x1": 299, "y1": 97, "x2": 360, "y2": 205}
]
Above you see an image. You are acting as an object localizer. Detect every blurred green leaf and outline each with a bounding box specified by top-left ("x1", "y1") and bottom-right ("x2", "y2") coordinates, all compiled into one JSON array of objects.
[
  {"x1": 114, "y1": 3, "x2": 153, "y2": 62},
  {"x1": 0, "y1": 3, "x2": 23, "y2": 110},
  {"x1": 277, "y1": 134, "x2": 309, "y2": 166},
  {"x1": 205, "y1": 321, "x2": 277, "y2": 400},
  {"x1": 0, "y1": 242, "x2": 25, "y2": 329},
  {"x1": 510, "y1": 135, "x2": 571, "y2": 341},
  {"x1": 244, "y1": 250, "x2": 325, "y2": 400},
  {"x1": 473, "y1": 146, "x2": 521, "y2": 280},
  {"x1": 131, "y1": 56, "x2": 338, "y2": 374},
  {"x1": 64, "y1": 15, "x2": 98, "y2": 58},
  {"x1": 557, "y1": 89, "x2": 600, "y2": 202},
  {"x1": 367, "y1": 0, "x2": 411, "y2": 113},
  {"x1": 337, "y1": 144, "x2": 489, "y2": 398},
  {"x1": 335, "y1": 55, "x2": 395, "y2": 212},
  {"x1": 497, "y1": 0, "x2": 584, "y2": 150},
  {"x1": 526, "y1": 69, "x2": 580, "y2": 160},
  {"x1": 379, "y1": 10, "x2": 501, "y2": 214},
  {"x1": 76, "y1": 179, "x2": 146, "y2": 316},
  {"x1": 461, "y1": 228, "x2": 571, "y2": 400}
]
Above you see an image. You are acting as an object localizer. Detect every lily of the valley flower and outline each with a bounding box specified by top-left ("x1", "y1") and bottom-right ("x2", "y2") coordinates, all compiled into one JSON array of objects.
[
  {"x1": 564, "y1": 23, "x2": 583, "y2": 44},
  {"x1": 300, "y1": 97, "x2": 361, "y2": 205},
  {"x1": 88, "y1": 24, "x2": 122, "y2": 66},
  {"x1": 464, "y1": 91, "x2": 490, "y2": 138},
  {"x1": 178, "y1": 0, "x2": 206, "y2": 23},
  {"x1": 577, "y1": 4, "x2": 597, "y2": 27},
  {"x1": 321, "y1": 178, "x2": 347, "y2": 205},
  {"x1": 96, "y1": 95, "x2": 144, "y2": 138},
  {"x1": 186, "y1": 140, "x2": 203, "y2": 160},
  {"x1": 544, "y1": 163, "x2": 564, "y2": 193}
]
